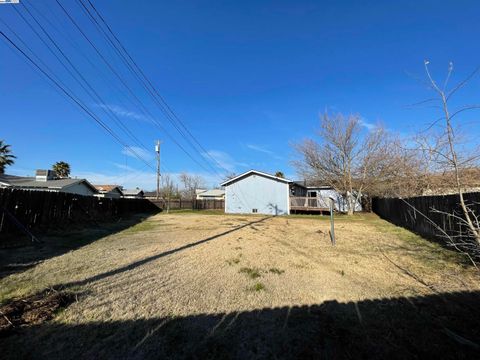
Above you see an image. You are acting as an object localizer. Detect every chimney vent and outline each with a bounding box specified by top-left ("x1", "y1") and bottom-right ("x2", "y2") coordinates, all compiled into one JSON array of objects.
[{"x1": 35, "y1": 169, "x2": 57, "y2": 182}]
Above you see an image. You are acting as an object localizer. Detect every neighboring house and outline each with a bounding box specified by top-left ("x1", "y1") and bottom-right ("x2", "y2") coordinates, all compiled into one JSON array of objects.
[
  {"x1": 290, "y1": 181, "x2": 362, "y2": 213},
  {"x1": 221, "y1": 169, "x2": 362, "y2": 215},
  {"x1": 421, "y1": 187, "x2": 480, "y2": 196},
  {"x1": 0, "y1": 170, "x2": 97, "y2": 196},
  {"x1": 143, "y1": 191, "x2": 156, "y2": 198},
  {"x1": 94, "y1": 185, "x2": 124, "y2": 198},
  {"x1": 123, "y1": 188, "x2": 144, "y2": 199},
  {"x1": 196, "y1": 189, "x2": 225, "y2": 200}
]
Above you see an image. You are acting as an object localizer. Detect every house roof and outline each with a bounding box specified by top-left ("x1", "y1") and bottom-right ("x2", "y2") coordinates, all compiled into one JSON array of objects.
[
  {"x1": 292, "y1": 181, "x2": 333, "y2": 190},
  {"x1": 0, "y1": 174, "x2": 98, "y2": 193},
  {"x1": 220, "y1": 170, "x2": 292, "y2": 187},
  {"x1": 123, "y1": 188, "x2": 144, "y2": 196},
  {"x1": 197, "y1": 189, "x2": 225, "y2": 197},
  {"x1": 94, "y1": 184, "x2": 123, "y2": 194},
  {"x1": 143, "y1": 191, "x2": 157, "y2": 197},
  {"x1": 0, "y1": 174, "x2": 33, "y2": 186}
]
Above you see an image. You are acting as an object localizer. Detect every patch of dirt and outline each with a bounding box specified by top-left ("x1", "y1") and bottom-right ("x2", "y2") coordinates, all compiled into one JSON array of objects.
[{"x1": 0, "y1": 289, "x2": 75, "y2": 337}]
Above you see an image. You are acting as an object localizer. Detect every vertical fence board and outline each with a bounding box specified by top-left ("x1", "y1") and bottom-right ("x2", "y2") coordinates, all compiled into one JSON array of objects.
[
  {"x1": 148, "y1": 199, "x2": 225, "y2": 211},
  {"x1": 372, "y1": 192, "x2": 480, "y2": 253},
  {"x1": 0, "y1": 188, "x2": 159, "y2": 236}
]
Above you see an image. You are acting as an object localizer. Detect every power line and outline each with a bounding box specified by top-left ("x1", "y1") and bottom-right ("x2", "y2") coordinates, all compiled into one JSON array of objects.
[
  {"x1": 0, "y1": 30, "x2": 155, "y2": 171},
  {"x1": 4, "y1": 1, "x2": 231, "y2": 187},
  {"x1": 53, "y1": 0, "x2": 219, "y2": 177},
  {"x1": 80, "y1": 0, "x2": 230, "y2": 176},
  {"x1": 24, "y1": 0, "x2": 156, "y2": 145},
  {"x1": 17, "y1": 2, "x2": 151, "y2": 156}
]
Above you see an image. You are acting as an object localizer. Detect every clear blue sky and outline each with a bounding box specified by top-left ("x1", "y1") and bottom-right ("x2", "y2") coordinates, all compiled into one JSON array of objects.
[{"x1": 1, "y1": 0, "x2": 480, "y2": 189}]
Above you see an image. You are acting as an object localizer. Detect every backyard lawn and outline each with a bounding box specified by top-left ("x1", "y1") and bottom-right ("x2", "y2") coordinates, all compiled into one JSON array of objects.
[{"x1": 1, "y1": 212, "x2": 479, "y2": 359}]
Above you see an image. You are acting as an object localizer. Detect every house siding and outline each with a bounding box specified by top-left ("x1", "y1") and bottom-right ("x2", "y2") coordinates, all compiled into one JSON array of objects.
[
  {"x1": 62, "y1": 183, "x2": 96, "y2": 196},
  {"x1": 225, "y1": 174, "x2": 289, "y2": 215},
  {"x1": 97, "y1": 189, "x2": 123, "y2": 198},
  {"x1": 313, "y1": 188, "x2": 362, "y2": 212}
]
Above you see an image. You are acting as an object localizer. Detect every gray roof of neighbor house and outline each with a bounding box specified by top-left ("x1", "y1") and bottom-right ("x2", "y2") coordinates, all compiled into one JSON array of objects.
[
  {"x1": 197, "y1": 189, "x2": 225, "y2": 197},
  {"x1": 142, "y1": 191, "x2": 157, "y2": 197},
  {"x1": 93, "y1": 184, "x2": 123, "y2": 194},
  {"x1": 123, "y1": 188, "x2": 144, "y2": 196},
  {"x1": 0, "y1": 174, "x2": 33, "y2": 186},
  {"x1": 221, "y1": 170, "x2": 292, "y2": 187},
  {"x1": 0, "y1": 174, "x2": 97, "y2": 192}
]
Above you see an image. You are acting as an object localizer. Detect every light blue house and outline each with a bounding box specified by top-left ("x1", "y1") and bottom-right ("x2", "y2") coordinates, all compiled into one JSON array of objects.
[
  {"x1": 221, "y1": 170, "x2": 290, "y2": 215},
  {"x1": 221, "y1": 170, "x2": 362, "y2": 215}
]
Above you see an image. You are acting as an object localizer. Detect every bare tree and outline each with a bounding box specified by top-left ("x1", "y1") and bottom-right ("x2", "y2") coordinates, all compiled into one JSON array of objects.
[
  {"x1": 223, "y1": 172, "x2": 237, "y2": 182},
  {"x1": 293, "y1": 112, "x2": 401, "y2": 215},
  {"x1": 160, "y1": 174, "x2": 177, "y2": 213},
  {"x1": 413, "y1": 61, "x2": 480, "y2": 248},
  {"x1": 179, "y1": 173, "x2": 205, "y2": 200}
]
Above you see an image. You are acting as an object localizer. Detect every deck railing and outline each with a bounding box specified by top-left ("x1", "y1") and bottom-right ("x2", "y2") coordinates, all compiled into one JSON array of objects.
[{"x1": 290, "y1": 196, "x2": 331, "y2": 210}]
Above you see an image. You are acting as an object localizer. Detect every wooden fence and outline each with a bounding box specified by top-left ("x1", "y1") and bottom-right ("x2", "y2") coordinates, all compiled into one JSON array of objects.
[
  {"x1": 0, "y1": 188, "x2": 159, "y2": 236},
  {"x1": 372, "y1": 192, "x2": 480, "y2": 250},
  {"x1": 148, "y1": 198, "x2": 224, "y2": 211}
]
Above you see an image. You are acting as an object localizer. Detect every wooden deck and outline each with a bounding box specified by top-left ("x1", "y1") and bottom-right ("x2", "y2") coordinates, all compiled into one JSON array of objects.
[
  {"x1": 290, "y1": 206, "x2": 330, "y2": 212},
  {"x1": 290, "y1": 196, "x2": 331, "y2": 213}
]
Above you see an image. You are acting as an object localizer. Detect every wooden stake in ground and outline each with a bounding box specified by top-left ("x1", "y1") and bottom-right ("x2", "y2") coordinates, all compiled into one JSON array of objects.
[{"x1": 330, "y1": 198, "x2": 335, "y2": 246}]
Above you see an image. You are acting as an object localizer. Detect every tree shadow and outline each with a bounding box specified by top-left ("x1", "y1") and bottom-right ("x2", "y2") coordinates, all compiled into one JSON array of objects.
[
  {"x1": 57, "y1": 216, "x2": 272, "y2": 289},
  {"x1": 0, "y1": 213, "x2": 155, "y2": 279},
  {"x1": 1, "y1": 290, "x2": 479, "y2": 359}
]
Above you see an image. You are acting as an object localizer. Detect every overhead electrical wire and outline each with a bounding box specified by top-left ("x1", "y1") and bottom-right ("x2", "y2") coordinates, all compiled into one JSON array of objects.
[
  {"x1": 15, "y1": 3, "x2": 151, "y2": 158},
  {"x1": 23, "y1": 0, "x2": 174, "y2": 175},
  {"x1": 79, "y1": 0, "x2": 230, "y2": 177},
  {"x1": 53, "y1": 0, "x2": 220, "y2": 177},
  {"x1": 25, "y1": 0, "x2": 166, "y2": 138},
  {"x1": 0, "y1": 30, "x2": 155, "y2": 171},
  {"x1": 2, "y1": 1, "x2": 237, "y2": 186}
]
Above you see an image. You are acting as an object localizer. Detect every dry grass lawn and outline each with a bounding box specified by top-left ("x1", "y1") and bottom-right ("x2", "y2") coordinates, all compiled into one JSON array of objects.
[{"x1": 1, "y1": 212, "x2": 479, "y2": 359}]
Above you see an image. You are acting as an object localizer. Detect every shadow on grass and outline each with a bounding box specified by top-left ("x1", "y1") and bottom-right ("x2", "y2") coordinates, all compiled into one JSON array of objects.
[
  {"x1": 57, "y1": 216, "x2": 271, "y2": 289},
  {"x1": 0, "y1": 213, "x2": 155, "y2": 279},
  {"x1": 1, "y1": 290, "x2": 479, "y2": 359}
]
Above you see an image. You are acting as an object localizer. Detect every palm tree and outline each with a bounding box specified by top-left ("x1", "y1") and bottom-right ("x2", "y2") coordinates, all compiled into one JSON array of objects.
[
  {"x1": 0, "y1": 140, "x2": 16, "y2": 174},
  {"x1": 275, "y1": 171, "x2": 285, "y2": 178},
  {"x1": 52, "y1": 161, "x2": 71, "y2": 178}
]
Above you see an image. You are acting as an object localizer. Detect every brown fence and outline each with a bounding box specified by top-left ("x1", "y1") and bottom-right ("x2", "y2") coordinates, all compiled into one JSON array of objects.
[
  {"x1": 0, "y1": 188, "x2": 159, "y2": 236},
  {"x1": 149, "y1": 198, "x2": 224, "y2": 211},
  {"x1": 372, "y1": 192, "x2": 480, "y2": 251}
]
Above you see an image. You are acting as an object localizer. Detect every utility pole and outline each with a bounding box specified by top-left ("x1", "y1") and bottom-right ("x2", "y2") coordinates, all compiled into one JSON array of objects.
[{"x1": 155, "y1": 140, "x2": 161, "y2": 200}]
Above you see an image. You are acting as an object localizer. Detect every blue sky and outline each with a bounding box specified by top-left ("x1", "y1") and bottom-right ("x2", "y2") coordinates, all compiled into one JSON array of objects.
[{"x1": 1, "y1": 0, "x2": 480, "y2": 189}]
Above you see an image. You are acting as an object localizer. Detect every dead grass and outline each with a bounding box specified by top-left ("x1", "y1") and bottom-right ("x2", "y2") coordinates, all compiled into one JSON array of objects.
[
  {"x1": 0, "y1": 212, "x2": 479, "y2": 358},
  {"x1": 269, "y1": 267, "x2": 285, "y2": 275},
  {"x1": 248, "y1": 282, "x2": 266, "y2": 292},
  {"x1": 239, "y1": 267, "x2": 262, "y2": 279},
  {"x1": 120, "y1": 219, "x2": 162, "y2": 234},
  {"x1": 226, "y1": 257, "x2": 241, "y2": 266}
]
